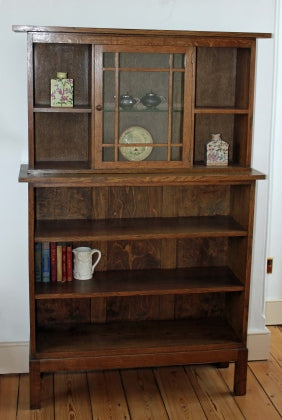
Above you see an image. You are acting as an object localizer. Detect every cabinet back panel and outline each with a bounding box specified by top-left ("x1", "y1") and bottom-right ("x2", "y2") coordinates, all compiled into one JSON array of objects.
[
  {"x1": 36, "y1": 299, "x2": 91, "y2": 327},
  {"x1": 194, "y1": 114, "x2": 235, "y2": 163},
  {"x1": 99, "y1": 237, "x2": 228, "y2": 271},
  {"x1": 107, "y1": 240, "x2": 161, "y2": 271},
  {"x1": 35, "y1": 114, "x2": 90, "y2": 162},
  {"x1": 174, "y1": 293, "x2": 226, "y2": 319},
  {"x1": 177, "y1": 238, "x2": 228, "y2": 268},
  {"x1": 35, "y1": 188, "x2": 92, "y2": 220},
  {"x1": 162, "y1": 185, "x2": 230, "y2": 217},
  {"x1": 108, "y1": 186, "x2": 163, "y2": 218},
  {"x1": 92, "y1": 293, "x2": 226, "y2": 323},
  {"x1": 35, "y1": 185, "x2": 231, "y2": 220},
  {"x1": 196, "y1": 47, "x2": 237, "y2": 107},
  {"x1": 33, "y1": 43, "x2": 91, "y2": 106}
]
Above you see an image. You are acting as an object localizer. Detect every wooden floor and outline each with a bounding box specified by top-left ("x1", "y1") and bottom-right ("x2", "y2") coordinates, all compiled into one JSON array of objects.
[{"x1": 1, "y1": 326, "x2": 281, "y2": 419}]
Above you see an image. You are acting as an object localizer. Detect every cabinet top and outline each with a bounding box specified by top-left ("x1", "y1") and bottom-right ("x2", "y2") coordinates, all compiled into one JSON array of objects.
[{"x1": 12, "y1": 25, "x2": 271, "y2": 39}]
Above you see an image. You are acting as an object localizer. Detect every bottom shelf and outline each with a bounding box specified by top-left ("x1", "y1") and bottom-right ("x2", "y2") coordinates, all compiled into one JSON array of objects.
[{"x1": 36, "y1": 318, "x2": 241, "y2": 359}]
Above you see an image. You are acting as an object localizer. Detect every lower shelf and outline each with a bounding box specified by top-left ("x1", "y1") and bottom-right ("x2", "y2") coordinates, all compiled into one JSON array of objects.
[{"x1": 36, "y1": 318, "x2": 241, "y2": 359}]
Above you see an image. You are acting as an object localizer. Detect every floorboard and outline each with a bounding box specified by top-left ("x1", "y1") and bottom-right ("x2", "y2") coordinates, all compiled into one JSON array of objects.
[{"x1": 0, "y1": 326, "x2": 281, "y2": 419}]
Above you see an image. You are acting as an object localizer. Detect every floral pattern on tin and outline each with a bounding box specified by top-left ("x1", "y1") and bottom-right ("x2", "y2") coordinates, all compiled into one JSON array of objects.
[
  {"x1": 206, "y1": 134, "x2": 229, "y2": 166},
  {"x1": 51, "y1": 78, "x2": 73, "y2": 107}
]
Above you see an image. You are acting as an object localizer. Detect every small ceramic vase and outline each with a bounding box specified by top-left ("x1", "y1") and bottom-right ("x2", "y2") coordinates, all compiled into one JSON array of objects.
[{"x1": 206, "y1": 133, "x2": 229, "y2": 166}]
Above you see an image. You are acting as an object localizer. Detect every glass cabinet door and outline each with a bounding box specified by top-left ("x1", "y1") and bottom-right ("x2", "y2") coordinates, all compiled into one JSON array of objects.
[{"x1": 94, "y1": 46, "x2": 194, "y2": 168}]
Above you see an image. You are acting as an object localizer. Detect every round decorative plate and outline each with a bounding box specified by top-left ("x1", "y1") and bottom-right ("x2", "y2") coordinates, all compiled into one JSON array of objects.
[{"x1": 119, "y1": 126, "x2": 153, "y2": 161}]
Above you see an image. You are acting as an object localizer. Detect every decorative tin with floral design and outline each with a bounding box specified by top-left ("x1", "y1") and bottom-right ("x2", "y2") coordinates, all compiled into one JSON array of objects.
[
  {"x1": 51, "y1": 72, "x2": 73, "y2": 107},
  {"x1": 206, "y1": 133, "x2": 229, "y2": 166}
]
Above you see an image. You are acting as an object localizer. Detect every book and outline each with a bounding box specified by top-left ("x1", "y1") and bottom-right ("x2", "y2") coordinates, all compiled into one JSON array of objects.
[
  {"x1": 56, "y1": 243, "x2": 63, "y2": 282},
  {"x1": 42, "y1": 242, "x2": 50, "y2": 283},
  {"x1": 62, "y1": 243, "x2": 67, "y2": 281},
  {"x1": 50, "y1": 242, "x2": 57, "y2": 282},
  {"x1": 34, "y1": 242, "x2": 42, "y2": 282},
  {"x1": 35, "y1": 241, "x2": 74, "y2": 284},
  {"x1": 66, "y1": 243, "x2": 73, "y2": 281}
]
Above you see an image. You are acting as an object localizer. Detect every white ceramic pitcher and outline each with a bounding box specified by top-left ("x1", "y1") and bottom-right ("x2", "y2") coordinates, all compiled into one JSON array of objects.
[{"x1": 72, "y1": 247, "x2": 101, "y2": 280}]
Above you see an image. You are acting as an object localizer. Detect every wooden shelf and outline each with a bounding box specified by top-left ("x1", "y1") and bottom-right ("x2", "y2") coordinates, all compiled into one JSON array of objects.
[
  {"x1": 36, "y1": 318, "x2": 241, "y2": 359},
  {"x1": 33, "y1": 105, "x2": 92, "y2": 113},
  {"x1": 34, "y1": 266, "x2": 244, "y2": 299},
  {"x1": 31, "y1": 161, "x2": 91, "y2": 172},
  {"x1": 194, "y1": 107, "x2": 249, "y2": 114},
  {"x1": 19, "y1": 164, "x2": 265, "y2": 186},
  {"x1": 35, "y1": 216, "x2": 247, "y2": 242}
]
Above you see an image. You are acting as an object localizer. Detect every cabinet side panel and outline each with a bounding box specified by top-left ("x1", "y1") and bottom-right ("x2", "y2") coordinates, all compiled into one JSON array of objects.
[
  {"x1": 230, "y1": 184, "x2": 251, "y2": 229},
  {"x1": 29, "y1": 185, "x2": 36, "y2": 355},
  {"x1": 28, "y1": 34, "x2": 35, "y2": 167},
  {"x1": 235, "y1": 48, "x2": 251, "y2": 109}
]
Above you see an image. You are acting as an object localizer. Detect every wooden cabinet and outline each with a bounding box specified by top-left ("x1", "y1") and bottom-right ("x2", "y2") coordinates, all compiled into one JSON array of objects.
[{"x1": 14, "y1": 25, "x2": 270, "y2": 408}]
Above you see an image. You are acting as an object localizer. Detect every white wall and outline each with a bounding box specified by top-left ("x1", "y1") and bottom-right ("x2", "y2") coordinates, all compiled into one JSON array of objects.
[
  {"x1": 0, "y1": 0, "x2": 276, "y2": 372},
  {"x1": 265, "y1": 0, "x2": 282, "y2": 324}
]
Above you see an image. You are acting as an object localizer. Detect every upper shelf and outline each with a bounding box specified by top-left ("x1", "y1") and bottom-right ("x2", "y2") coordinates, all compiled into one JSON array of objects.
[
  {"x1": 19, "y1": 164, "x2": 265, "y2": 187},
  {"x1": 34, "y1": 216, "x2": 247, "y2": 242}
]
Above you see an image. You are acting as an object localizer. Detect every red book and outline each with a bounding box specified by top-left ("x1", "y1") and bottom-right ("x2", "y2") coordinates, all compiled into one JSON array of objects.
[
  {"x1": 50, "y1": 242, "x2": 57, "y2": 282},
  {"x1": 62, "y1": 243, "x2": 67, "y2": 282},
  {"x1": 66, "y1": 244, "x2": 73, "y2": 281},
  {"x1": 56, "y1": 244, "x2": 63, "y2": 282}
]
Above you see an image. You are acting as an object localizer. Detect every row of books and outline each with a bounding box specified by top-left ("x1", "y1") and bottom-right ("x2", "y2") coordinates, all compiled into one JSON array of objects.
[{"x1": 35, "y1": 242, "x2": 73, "y2": 282}]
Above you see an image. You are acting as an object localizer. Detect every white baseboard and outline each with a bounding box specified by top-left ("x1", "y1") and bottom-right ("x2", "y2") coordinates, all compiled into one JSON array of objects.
[
  {"x1": 265, "y1": 300, "x2": 282, "y2": 325},
  {"x1": 247, "y1": 328, "x2": 271, "y2": 360},
  {"x1": 0, "y1": 330, "x2": 270, "y2": 373},
  {"x1": 0, "y1": 342, "x2": 29, "y2": 374}
]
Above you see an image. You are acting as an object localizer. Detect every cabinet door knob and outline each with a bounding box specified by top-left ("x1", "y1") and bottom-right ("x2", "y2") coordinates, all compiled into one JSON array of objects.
[{"x1": 96, "y1": 104, "x2": 103, "y2": 111}]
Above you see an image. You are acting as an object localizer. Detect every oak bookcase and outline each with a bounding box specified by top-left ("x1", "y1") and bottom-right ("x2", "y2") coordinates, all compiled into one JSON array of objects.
[{"x1": 14, "y1": 25, "x2": 270, "y2": 408}]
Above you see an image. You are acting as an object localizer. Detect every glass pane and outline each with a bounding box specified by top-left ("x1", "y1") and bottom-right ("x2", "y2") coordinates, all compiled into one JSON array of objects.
[
  {"x1": 119, "y1": 71, "x2": 169, "y2": 107},
  {"x1": 103, "y1": 71, "x2": 115, "y2": 145},
  {"x1": 173, "y1": 54, "x2": 185, "y2": 69},
  {"x1": 171, "y1": 72, "x2": 184, "y2": 144},
  {"x1": 101, "y1": 51, "x2": 187, "y2": 165},
  {"x1": 102, "y1": 147, "x2": 115, "y2": 162},
  {"x1": 118, "y1": 146, "x2": 168, "y2": 162},
  {"x1": 103, "y1": 113, "x2": 115, "y2": 144},
  {"x1": 171, "y1": 147, "x2": 182, "y2": 161},
  {"x1": 103, "y1": 71, "x2": 115, "y2": 109},
  {"x1": 103, "y1": 52, "x2": 115, "y2": 68},
  {"x1": 149, "y1": 147, "x2": 168, "y2": 161},
  {"x1": 119, "y1": 113, "x2": 168, "y2": 145},
  {"x1": 120, "y1": 53, "x2": 169, "y2": 68}
]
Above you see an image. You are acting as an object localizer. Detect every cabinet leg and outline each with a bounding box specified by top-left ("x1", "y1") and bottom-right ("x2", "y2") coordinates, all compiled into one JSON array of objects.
[
  {"x1": 29, "y1": 360, "x2": 41, "y2": 409},
  {"x1": 234, "y1": 348, "x2": 248, "y2": 396}
]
